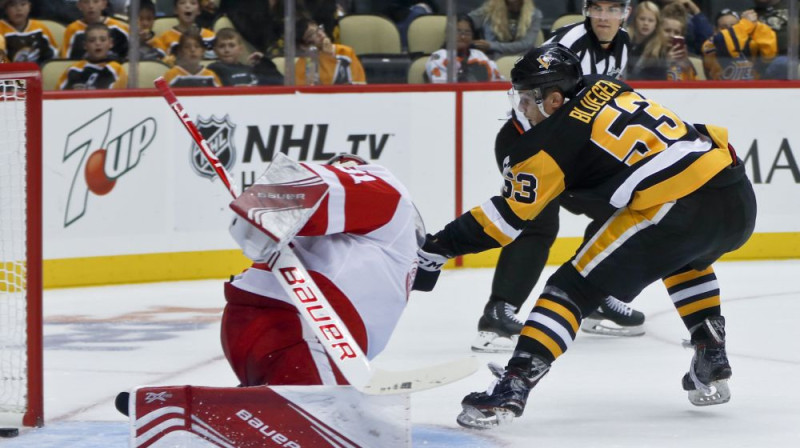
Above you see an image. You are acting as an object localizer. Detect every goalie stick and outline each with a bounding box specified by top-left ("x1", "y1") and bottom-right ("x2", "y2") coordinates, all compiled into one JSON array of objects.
[{"x1": 153, "y1": 77, "x2": 478, "y2": 394}]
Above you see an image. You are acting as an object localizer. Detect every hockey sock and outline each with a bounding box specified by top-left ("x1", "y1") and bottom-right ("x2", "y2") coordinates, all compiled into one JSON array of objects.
[
  {"x1": 663, "y1": 266, "x2": 721, "y2": 331},
  {"x1": 514, "y1": 285, "x2": 583, "y2": 365}
]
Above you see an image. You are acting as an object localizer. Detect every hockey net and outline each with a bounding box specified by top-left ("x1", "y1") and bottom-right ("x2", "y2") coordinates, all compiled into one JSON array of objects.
[{"x1": 0, "y1": 64, "x2": 43, "y2": 427}]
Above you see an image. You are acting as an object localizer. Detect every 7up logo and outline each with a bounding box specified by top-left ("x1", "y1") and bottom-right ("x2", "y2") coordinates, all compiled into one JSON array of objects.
[{"x1": 63, "y1": 109, "x2": 157, "y2": 227}]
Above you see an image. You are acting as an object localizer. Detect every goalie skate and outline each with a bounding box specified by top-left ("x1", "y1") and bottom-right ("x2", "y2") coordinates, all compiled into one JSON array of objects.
[{"x1": 580, "y1": 297, "x2": 645, "y2": 337}]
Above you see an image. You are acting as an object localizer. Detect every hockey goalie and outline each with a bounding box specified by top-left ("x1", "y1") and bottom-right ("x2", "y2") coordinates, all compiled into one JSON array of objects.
[
  {"x1": 119, "y1": 154, "x2": 433, "y2": 448},
  {"x1": 222, "y1": 153, "x2": 423, "y2": 387}
]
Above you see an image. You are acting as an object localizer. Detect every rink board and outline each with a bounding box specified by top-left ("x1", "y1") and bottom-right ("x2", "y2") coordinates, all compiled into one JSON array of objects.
[{"x1": 40, "y1": 83, "x2": 800, "y2": 286}]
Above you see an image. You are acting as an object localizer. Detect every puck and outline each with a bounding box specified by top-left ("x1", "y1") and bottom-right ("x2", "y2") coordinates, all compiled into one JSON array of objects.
[{"x1": 0, "y1": 427, "x2": 19, "y2": 438}]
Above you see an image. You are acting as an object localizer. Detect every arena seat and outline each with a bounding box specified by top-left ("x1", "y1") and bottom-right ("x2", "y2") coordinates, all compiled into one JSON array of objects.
[
  {"x1": 407, "y1": 15, "x2": 446, "y2": 55},
  {"x1": 339, "y1": 15, "x2": 402, "y2": 55}
]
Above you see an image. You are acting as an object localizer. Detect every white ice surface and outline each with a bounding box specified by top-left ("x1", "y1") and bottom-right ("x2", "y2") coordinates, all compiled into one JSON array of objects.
[{"x1": 2, "y1": 260, "x2": 799, "y2": 447}]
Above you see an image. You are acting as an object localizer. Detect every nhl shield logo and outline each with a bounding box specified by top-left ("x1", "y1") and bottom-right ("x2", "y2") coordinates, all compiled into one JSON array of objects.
[{"x1": 191, "y1": 115, "x2": 236, "y2": 178}]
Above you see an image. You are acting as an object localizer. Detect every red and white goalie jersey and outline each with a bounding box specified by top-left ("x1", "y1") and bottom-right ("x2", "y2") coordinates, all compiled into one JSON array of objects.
[{"x1": 222, "y1": 162, "x2": 420, "y2": 387}]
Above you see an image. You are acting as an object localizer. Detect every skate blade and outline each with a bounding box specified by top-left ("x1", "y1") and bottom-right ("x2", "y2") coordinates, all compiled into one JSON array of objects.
[
  {"x1": 688, "y1": 380, "x2": 730, "y2": 406},
  {"x1": 456, "y1": 405, "x2": 515, "y2": 430},
  {"x1": 580, "y1": 319, "x2": 645, "y2": 337},
  {"x1": 470, "y1": 332, "x2": 519, "y2": 353}
]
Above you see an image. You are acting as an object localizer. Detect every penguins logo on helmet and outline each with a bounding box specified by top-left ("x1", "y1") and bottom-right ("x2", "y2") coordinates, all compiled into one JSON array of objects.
[{"x1": 536, "y1": 54, "x2": 555, "y2": 70}]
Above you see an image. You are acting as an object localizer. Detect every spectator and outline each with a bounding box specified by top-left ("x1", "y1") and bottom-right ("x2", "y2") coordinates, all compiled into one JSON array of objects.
[
  {"x1": 656, "y1": 0, "x2": 712, "y2": 55},
  {"x1": 714, "y1": 8, "x2": 740, "y2": 31},
  {"x1": 163, "y1": 31, "x2": 221, "y2": 87},
  {"x1": 754, "y1": 0, "x2": 790, "y2": 53},
  {"x1": 294, "y1": 17, "x2": 365, "y2": 85},
  {"x1": 207, "y1": 27, "x2": 282, "y2": 86},
  {"x1": 0, "y1": 0, "x2": 57, "y2": 65},
  {"x1": 628, "y1": 1, "x2": 659, "y2": 58},
  {"x1": 305, "y1": 0, "x2": 345, "y2": 43},
  {"x1": 62, "y1": 0, "x2": 129, "y2": 61},
  {"x1": 31, "y1": 0, "x2": 82, "y2": 25},
  {"x1": 196, "y1": 0, "x2": 221, "y2": 30},
  {"x1": 134, "y1": 0, "x2": 164, "y2": 61},
  {"x1": 636, "y1": 2, "x2": 696, "y2": 81},
  {"x1": 701, "y1": 8, "x2": 777, "y2": 80},
  {"x1": 154, "y1": 0, "x2": 216, "y2": 61},
  {"x1": 57, "y1": 23, "x2": 127, "y2": 89},
  {"x1": 468, "y1": 0, "x2": 542, "y2": 59},
  {"x1": 425, "y1": 14, "x2": 503, "y2": 83},
  {"x1": 753, "y1": 0, "x2": 796, "y2": 79}
]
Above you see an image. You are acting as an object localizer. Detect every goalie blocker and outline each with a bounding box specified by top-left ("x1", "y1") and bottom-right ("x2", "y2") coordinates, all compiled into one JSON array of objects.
[{"x1": 119, "y1": 385, "x2": 410, "y2": 448}]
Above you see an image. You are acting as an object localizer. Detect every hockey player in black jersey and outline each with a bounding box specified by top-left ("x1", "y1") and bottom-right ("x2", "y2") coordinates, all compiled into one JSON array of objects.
[
  {"x1": 472, "y1": 88, "x2": 644, "y2": 353},
  {"x1": 414, "y1": 43, "x2": 756, "y2": 428}
]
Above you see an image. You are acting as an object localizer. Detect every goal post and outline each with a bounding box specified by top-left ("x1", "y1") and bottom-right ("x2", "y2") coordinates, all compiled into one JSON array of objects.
[{"x1": 0, "y1": 63, "x2": 43, "y2": 427}]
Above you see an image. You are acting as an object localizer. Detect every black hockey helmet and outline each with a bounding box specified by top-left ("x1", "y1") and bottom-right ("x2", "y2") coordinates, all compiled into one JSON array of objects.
[{"x1": 511, "y1": 43, "x2": 584, "y2": 99}]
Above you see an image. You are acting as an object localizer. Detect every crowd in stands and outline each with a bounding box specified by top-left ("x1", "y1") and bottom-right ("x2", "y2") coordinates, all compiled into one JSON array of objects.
[{"x1": 0, "y1": 0, "x2": 797, "y2": 89}]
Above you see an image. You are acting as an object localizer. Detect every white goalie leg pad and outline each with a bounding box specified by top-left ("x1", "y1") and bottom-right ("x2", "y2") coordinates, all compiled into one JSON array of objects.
[
  {"x1": 128, "y1": 385, "x2": 410, "y2": 448},
  {"x1": 229, "y1": 153, "x2": 330, "y2": 259}
]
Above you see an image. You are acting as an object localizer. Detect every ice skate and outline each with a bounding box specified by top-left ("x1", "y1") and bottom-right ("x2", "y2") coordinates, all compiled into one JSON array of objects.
[
  {"x1": 682, "y1": 316, "x2": 732, "y2": 406},
  {"x1": 471, "y1": 301, "x2": 524, "y2": 353},
  {"x1": 456, "y1": 356, "x2": 550, "y2": 429},
  {"x1": 580, "y1": 296, "x2": 645, "y2": 336}
]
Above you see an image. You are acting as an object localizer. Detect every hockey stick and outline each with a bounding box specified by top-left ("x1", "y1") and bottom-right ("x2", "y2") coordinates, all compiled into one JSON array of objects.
[{"x1": 154, "y1": 77, "x2": 478, "y2": 394}]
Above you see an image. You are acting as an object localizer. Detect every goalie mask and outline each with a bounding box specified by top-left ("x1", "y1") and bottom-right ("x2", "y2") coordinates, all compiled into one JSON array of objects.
[
  {"x1": 326, "y1": 153, "x2": 368, "y2": 168},
  {"x1": 509, "y1": 43, "x2": 584, "y2": 120}
]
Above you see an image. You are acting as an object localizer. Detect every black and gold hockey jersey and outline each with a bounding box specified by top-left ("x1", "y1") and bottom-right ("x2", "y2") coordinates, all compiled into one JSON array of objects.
[
  {"x1": 701, "y1": 17, "x2": 777, "y2": 81},
  {"x1": 438, "y1": 75, "x2": 735, "y2": 255},
  {"x1": 61, "y1": 17, "x2": 129, "y2": 60},
  {"x1": 0, "y1": 19, "x2": 58, "y2": 64},
  {"x1": 163, "y1": 65, "x2": 221, "y2": 87},
  {"x1": 207, "y1": 61, "x2": 258, "y2": 86},
  {"x1": 57, "y1": 60, "x2": 127, "y2": 90}
]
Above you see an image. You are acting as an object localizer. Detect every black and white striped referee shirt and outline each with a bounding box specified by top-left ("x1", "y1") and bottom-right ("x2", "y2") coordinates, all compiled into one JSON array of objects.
[{"x1": 544, "y1": 21, "x2": 629, "y2": 79}]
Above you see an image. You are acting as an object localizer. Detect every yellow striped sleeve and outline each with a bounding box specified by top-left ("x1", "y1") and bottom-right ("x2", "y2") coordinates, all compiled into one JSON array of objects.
[{"x1": 506, "y1": 151, "x2": 565, "y2": 221}]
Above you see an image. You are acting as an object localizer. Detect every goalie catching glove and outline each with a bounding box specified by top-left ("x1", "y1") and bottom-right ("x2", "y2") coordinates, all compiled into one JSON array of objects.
[
  {"x1": 412, "y1": 234, "x2": 452, "y2": 291},
  {"x1": 229, "y1": 215, "x2": 280, "y2": 263},
  {"x1": 228, "y1": 154, "x2": 330, "y2": 262}
]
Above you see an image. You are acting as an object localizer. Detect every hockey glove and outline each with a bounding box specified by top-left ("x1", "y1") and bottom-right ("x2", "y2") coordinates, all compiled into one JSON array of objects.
[
  {"x1": 412, "y1": 234, "x2": 452, "y2": 292},
  {"x1": 229, "y1": 215, "x2": 279, "y2": 263}
]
